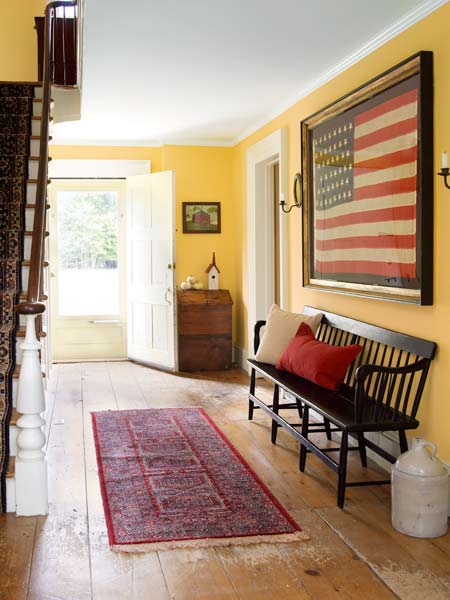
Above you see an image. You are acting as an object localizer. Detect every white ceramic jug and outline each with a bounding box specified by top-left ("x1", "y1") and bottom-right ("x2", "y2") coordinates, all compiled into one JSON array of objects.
[{"x1": 392, "y1": 437, "x2": 449, "y2": 538}]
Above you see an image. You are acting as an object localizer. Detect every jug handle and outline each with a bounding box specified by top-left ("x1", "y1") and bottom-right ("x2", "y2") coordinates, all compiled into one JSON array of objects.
[{"x1": 423, "y1": 440, "x2": 437, "y2": 459}]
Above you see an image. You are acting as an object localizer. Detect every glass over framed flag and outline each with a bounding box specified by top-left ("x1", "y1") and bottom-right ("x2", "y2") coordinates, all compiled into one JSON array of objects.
[{"x1": 301, "y1": 52, "x2": 433, "y2": 305}]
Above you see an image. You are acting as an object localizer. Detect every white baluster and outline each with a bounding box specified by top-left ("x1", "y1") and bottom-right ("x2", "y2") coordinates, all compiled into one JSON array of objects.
[{"x1": 15, "y1": 313, "x2": 48, "y2": 516}]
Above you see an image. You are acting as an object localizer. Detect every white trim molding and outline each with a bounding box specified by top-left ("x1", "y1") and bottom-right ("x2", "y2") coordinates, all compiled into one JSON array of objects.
[
  {"x1": 234, "y1": 0, "x2": 448, "y2": 145},
  {"x1": 49, "y1": 159, "x2": 151, "y2": 178},
  {"x1": 247, "y1": 128, "x2": 288, "y2": 363}
]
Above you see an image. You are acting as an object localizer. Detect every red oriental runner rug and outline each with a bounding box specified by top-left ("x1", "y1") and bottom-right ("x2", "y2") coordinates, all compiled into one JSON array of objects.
[{"x1": 92, "y1": 407, "x2": 308, "y2": 552}]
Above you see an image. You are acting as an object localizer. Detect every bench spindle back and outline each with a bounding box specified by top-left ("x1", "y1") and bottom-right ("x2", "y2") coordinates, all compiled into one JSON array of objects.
[{"x1": 303, "y1": 306, "x2": 436, "y2": 423}]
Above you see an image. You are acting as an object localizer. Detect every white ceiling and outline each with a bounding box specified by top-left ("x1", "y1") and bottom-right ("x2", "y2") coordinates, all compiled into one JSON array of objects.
[{"x1": 52, "y1": 0, "x2": 443, "y2": 147}]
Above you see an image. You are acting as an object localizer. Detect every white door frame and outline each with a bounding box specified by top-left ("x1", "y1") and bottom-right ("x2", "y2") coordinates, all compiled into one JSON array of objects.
[{"x1": 247, "y1": 127, "x2": 288, "y2": 359}]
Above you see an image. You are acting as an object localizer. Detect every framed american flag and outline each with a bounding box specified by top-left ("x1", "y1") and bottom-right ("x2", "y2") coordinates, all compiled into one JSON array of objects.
[{"x1": 301, "y1": 51, "x2": 433, "y2": 305}]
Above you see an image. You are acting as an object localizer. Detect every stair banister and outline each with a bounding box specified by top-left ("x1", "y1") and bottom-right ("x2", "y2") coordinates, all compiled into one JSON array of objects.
[{"x1": 15, "y1": 1, "x2": 79, "y2": 516}]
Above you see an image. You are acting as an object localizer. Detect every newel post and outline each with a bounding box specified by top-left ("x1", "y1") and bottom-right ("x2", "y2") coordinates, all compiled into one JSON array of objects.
[{"x1": 15, "y1": 304, "x2": 48, "y2": 516}]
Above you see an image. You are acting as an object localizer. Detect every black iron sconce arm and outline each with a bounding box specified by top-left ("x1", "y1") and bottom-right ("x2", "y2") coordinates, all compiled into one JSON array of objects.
[
  {"x1": 280, "y1": 172, "x2": 303, "y2": 213},
  {"x1": 438, "y1": 167, "x2": 450, "y2": 190}
]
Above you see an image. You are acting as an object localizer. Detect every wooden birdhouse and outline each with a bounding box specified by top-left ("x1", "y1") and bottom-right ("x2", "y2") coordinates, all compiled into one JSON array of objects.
[{"x1": 205, "y1": 252, "x2": 220, "y2": 290}]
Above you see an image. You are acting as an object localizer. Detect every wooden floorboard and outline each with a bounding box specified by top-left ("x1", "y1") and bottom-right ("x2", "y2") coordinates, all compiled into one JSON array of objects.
[{"x1": 2, "y1": 361, "x2": 450, "y2": 599}]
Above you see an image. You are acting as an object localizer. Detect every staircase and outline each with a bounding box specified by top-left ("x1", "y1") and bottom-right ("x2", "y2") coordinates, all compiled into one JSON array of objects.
[
  {"x1": 0, "y1": 0, "x2": 80, "y2": 515},
  {"x1": 0, "y1": 83, "x2": 50, "y2": 512}
]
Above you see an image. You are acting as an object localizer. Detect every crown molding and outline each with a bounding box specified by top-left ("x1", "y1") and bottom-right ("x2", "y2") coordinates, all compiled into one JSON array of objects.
[
  {"x1": 160, "y1": 137, "x2": 235, "y2": 147},
  {"x1": 50, "y1": 137, "x2": 164, "y2": 148},
  {"x1": 233, "y1": 0, "x2": 448, "y2": 146},
  {"x1": 50, "y1": 136, "x2": 235, "y2": 148}
]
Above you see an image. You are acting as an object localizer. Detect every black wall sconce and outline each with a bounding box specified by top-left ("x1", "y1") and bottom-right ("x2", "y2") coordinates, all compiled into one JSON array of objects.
[
  {"x1": 280, "y1": 172, "x2": 303, "y2": 213},
  {"x1": 438, "y1": 152, "x2": 450, "y2": 189}
]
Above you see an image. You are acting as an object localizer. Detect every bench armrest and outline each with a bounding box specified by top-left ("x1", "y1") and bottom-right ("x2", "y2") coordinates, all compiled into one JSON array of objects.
[
  {"x1": 354, "y1": 358, "x2": 432, "y2": 423},
  {"x1": 254, "y1": 320, "x2": 266, "y2": 354}
]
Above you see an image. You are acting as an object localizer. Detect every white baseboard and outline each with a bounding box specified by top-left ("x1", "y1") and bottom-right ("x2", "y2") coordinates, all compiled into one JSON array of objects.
[{"x1": 233, "y1": 344, "x2": 250, "y2": 372}]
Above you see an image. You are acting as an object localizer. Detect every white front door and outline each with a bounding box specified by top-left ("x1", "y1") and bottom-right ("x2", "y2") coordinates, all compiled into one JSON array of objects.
[{"x1": 126, "y1": 172, "x2": 176, "y2": 370}]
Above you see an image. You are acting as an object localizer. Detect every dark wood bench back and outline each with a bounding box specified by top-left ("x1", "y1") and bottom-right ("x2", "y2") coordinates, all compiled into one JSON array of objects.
[{"x1": 301, "y1": 306, "x2": 437, "y2": 422}]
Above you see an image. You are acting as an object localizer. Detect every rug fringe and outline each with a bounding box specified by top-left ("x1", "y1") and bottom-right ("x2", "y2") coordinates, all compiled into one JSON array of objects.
[{"x1": 111, "y1": 530, "x2": 310, "y2": 553}]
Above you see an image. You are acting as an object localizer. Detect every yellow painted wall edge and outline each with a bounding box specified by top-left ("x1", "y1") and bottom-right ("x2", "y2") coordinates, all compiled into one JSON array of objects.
[{"x1": 0, "y1": 1, "x2": 46, "y2": 82}]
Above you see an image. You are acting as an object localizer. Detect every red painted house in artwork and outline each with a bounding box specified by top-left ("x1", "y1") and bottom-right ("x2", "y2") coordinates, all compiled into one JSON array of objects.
[{"x1": 192, "y1": 209, "x2": 211, "y2": 225}]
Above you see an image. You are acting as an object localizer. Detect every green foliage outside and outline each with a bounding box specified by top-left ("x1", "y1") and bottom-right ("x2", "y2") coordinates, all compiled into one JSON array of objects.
[{"x1": 58, "y1": 191, "x2": 118, "y2": 269}]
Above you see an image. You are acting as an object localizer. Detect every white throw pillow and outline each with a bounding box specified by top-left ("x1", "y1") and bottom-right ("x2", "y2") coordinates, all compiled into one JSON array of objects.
[{"x1": 254, "y1": 305, "x2": 323, "y2": 365}]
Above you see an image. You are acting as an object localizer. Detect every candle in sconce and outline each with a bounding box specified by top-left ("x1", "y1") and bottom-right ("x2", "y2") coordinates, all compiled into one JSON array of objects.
[{"x1": 442, "y1": 151, "x2": 449, "y2": 170}]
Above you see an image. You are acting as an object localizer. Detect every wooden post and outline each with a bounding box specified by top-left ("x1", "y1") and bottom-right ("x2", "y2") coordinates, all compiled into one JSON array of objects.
[{"x1": 15, "y1": 314, "x2": 48, "y2": 516}]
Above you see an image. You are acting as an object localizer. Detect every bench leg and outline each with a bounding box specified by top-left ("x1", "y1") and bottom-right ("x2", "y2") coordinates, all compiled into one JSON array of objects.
[
  {"x1": 299, "y1": 405, "x2": 310, "y2": 472},
  {"x1": 296, "y1": 399, "x2": 303, "y2": 418},
  {"x1": 337, "y1": 430, "x2": 349, "y2": 509},
  {"x1": 324, "y1": 418, "x2": 332, "y2": 441},
  {"x1": 399, "y1": 430, "x2": 408, "y2": 454},
  {"x1": 357, "y1": 432, "x2": 367, "y2": 467},
  {"x1": 271, "y1": 385, "x2": 280, "y2": 443},
  {"x1": 248, "y1": 369, "x2": 256, "y2": 420}
]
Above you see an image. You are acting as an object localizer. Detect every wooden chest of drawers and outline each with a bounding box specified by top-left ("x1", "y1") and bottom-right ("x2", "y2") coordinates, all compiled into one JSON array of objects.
[{"x1": 177, "y1": 289, "x2": 233, "y2": 371}]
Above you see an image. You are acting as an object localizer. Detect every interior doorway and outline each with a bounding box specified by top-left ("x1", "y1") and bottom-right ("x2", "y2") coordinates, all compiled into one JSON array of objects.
[
  {"x1": 246, "y1": 128, "x2": 288, "y2": 362},
  {"x1": 49, "y1": 179, "x2": 127, "y2": 360}
]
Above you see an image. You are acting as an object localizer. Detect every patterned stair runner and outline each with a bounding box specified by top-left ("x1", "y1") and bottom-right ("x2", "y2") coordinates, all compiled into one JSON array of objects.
[{"x1": 0, "y1": 83, "x2": 35, "y2": 512}]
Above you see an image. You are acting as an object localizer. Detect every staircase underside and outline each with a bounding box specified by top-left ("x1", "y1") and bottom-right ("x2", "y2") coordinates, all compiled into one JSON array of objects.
[{"x1": 0, "y1": 83, "x2": 35, "y2": 512}]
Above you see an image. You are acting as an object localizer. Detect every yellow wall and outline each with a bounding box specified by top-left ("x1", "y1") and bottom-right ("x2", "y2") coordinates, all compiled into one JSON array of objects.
[
  {"x1": 50, "y1": 144, "x2": 238, "y2": 338},
  {"x1": 0, "y1": 1, "x2": 45, "y2": 81},
  {"x1": 234, "y1": 2, "x2": 450, "y2": 460}
]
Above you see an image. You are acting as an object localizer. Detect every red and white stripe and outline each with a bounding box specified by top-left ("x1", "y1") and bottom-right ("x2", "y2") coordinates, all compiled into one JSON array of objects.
[{"x1": 315, "y1": 88, "x2": 418, "y2": 279}]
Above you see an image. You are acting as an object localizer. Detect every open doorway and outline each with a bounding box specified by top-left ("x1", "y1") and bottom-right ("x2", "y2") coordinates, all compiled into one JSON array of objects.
[{"x1": 49, "y1": 179, "x2": 127, "y2": 360}]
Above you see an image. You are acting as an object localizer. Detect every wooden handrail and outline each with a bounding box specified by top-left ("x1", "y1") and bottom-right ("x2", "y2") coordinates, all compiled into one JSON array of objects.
[{"x1": 17, "y1": 1, "x2": 79, "y2": 317}]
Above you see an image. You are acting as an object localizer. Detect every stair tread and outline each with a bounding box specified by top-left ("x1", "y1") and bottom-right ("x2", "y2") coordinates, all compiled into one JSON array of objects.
[
  {"x1": 29, "y1": 156, "x2": 52, "y2": 162},
  {"x1": 26, "y1": 203, "x2": 50, "y2": 209},
  {"x1": 24, "y1": 231, "x2": 49, "y2": 236},
  {"x1": 9, "y1": 407, "x2": 20, "y2": 425},
  {"x1": 32, "y1": 116, "x2": 53, "y2": 121},
  {"x1": 6, "y1": 456, "x2": 15, "y2": 478},
  {"x1": 19, "y1": 292, "x2": 48, "y2": 301},
  {"x1": 13, "y1": 365, "x2": 46, "y2": 380},
  {"x1": 31, "y1": 135, "x2": 52, "y2": 141},
  {"x1": 22, "y1": 260, "x2": 49, "y2": 267},
  {"x1": 27, "y1": 179, "x2": 51, "y2": 184},
  {"x1": 16, "y1": 327, "x2": 47, "y2": 338}
]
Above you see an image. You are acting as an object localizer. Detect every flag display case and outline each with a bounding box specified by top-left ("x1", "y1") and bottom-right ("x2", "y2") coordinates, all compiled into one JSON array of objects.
[{"x1": 301, "y1": 52, "x2": 433, "y2": 305}]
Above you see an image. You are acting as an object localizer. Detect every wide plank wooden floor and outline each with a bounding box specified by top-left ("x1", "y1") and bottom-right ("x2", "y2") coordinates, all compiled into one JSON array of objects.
[{"x1": 1, "y1": 361, "x2": 450, "y2": 600}]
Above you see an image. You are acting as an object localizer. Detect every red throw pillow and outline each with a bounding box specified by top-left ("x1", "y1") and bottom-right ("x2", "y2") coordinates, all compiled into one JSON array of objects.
[{"x1": 276, "y1": 322, "x2": 362, "y2": 391}]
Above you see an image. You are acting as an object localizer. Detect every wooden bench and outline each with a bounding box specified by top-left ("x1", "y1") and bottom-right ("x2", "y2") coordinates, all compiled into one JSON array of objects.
[{"x1": 247, "y1": 306, "x2": 437, "y2": 507}]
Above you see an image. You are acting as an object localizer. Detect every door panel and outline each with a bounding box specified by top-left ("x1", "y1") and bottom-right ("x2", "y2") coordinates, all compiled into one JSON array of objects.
[{"x1": 127, "y1": 172, "x2": 176, "y2": 369}]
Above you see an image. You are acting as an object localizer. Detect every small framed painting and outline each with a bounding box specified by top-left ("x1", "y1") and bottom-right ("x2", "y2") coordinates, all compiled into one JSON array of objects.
[
  {"x1": 182, "y1": 202, "x2": 221, "y2": 234},
  {"x1": 301, "y1": 51, "x2": 433, "y2": 305}
]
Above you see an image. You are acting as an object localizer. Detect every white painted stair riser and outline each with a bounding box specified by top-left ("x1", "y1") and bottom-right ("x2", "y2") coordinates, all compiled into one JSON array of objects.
[
  {"x1": 26, "y1": 207, "x2": 35, "y2": 230},
  {"x1": 22, "y1": 265, "x2": 29, "y2": 290},
  {"x1": 32, "y1": 119, "x2": 52, "y2": 137},
  {"x1": 12, "y1": 379, "x2": 18, "y2": 405},
  {"x1": 33, "y1": 101, "x2": 42, "y2": 117},
  {"x1": 24, "y1": 237, "x2": 31, "y2": 261},
  {"x1": 30, "y1": 139, "x2": 40, "y2": 155},
  {"x1": 34, "y1": 87, "x2": 43, "y2": 100},
  {"x1": 15, "y1": 341, "x2": 23, "y2": 365},
  {"x1": 6, "y1": 478, "x2": 16, "y2": 513},
  {"x1": 9, "y1": 425, "x2": 17, "y2": 456},
  {"x1": 27, "y1": 182, "x2": 37, "y2": 204},
  {"x1": 28, "y1": 160, "x2": 38, "y2": 180}
]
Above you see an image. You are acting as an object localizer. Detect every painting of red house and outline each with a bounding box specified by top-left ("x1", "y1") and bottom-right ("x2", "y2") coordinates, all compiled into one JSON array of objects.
[
  {"x1": 192, "y1": 209, "x2": 210, "y2": 225},
  {"x1": 182, "y1": 202, "x2": 221, "y2": 233}
]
